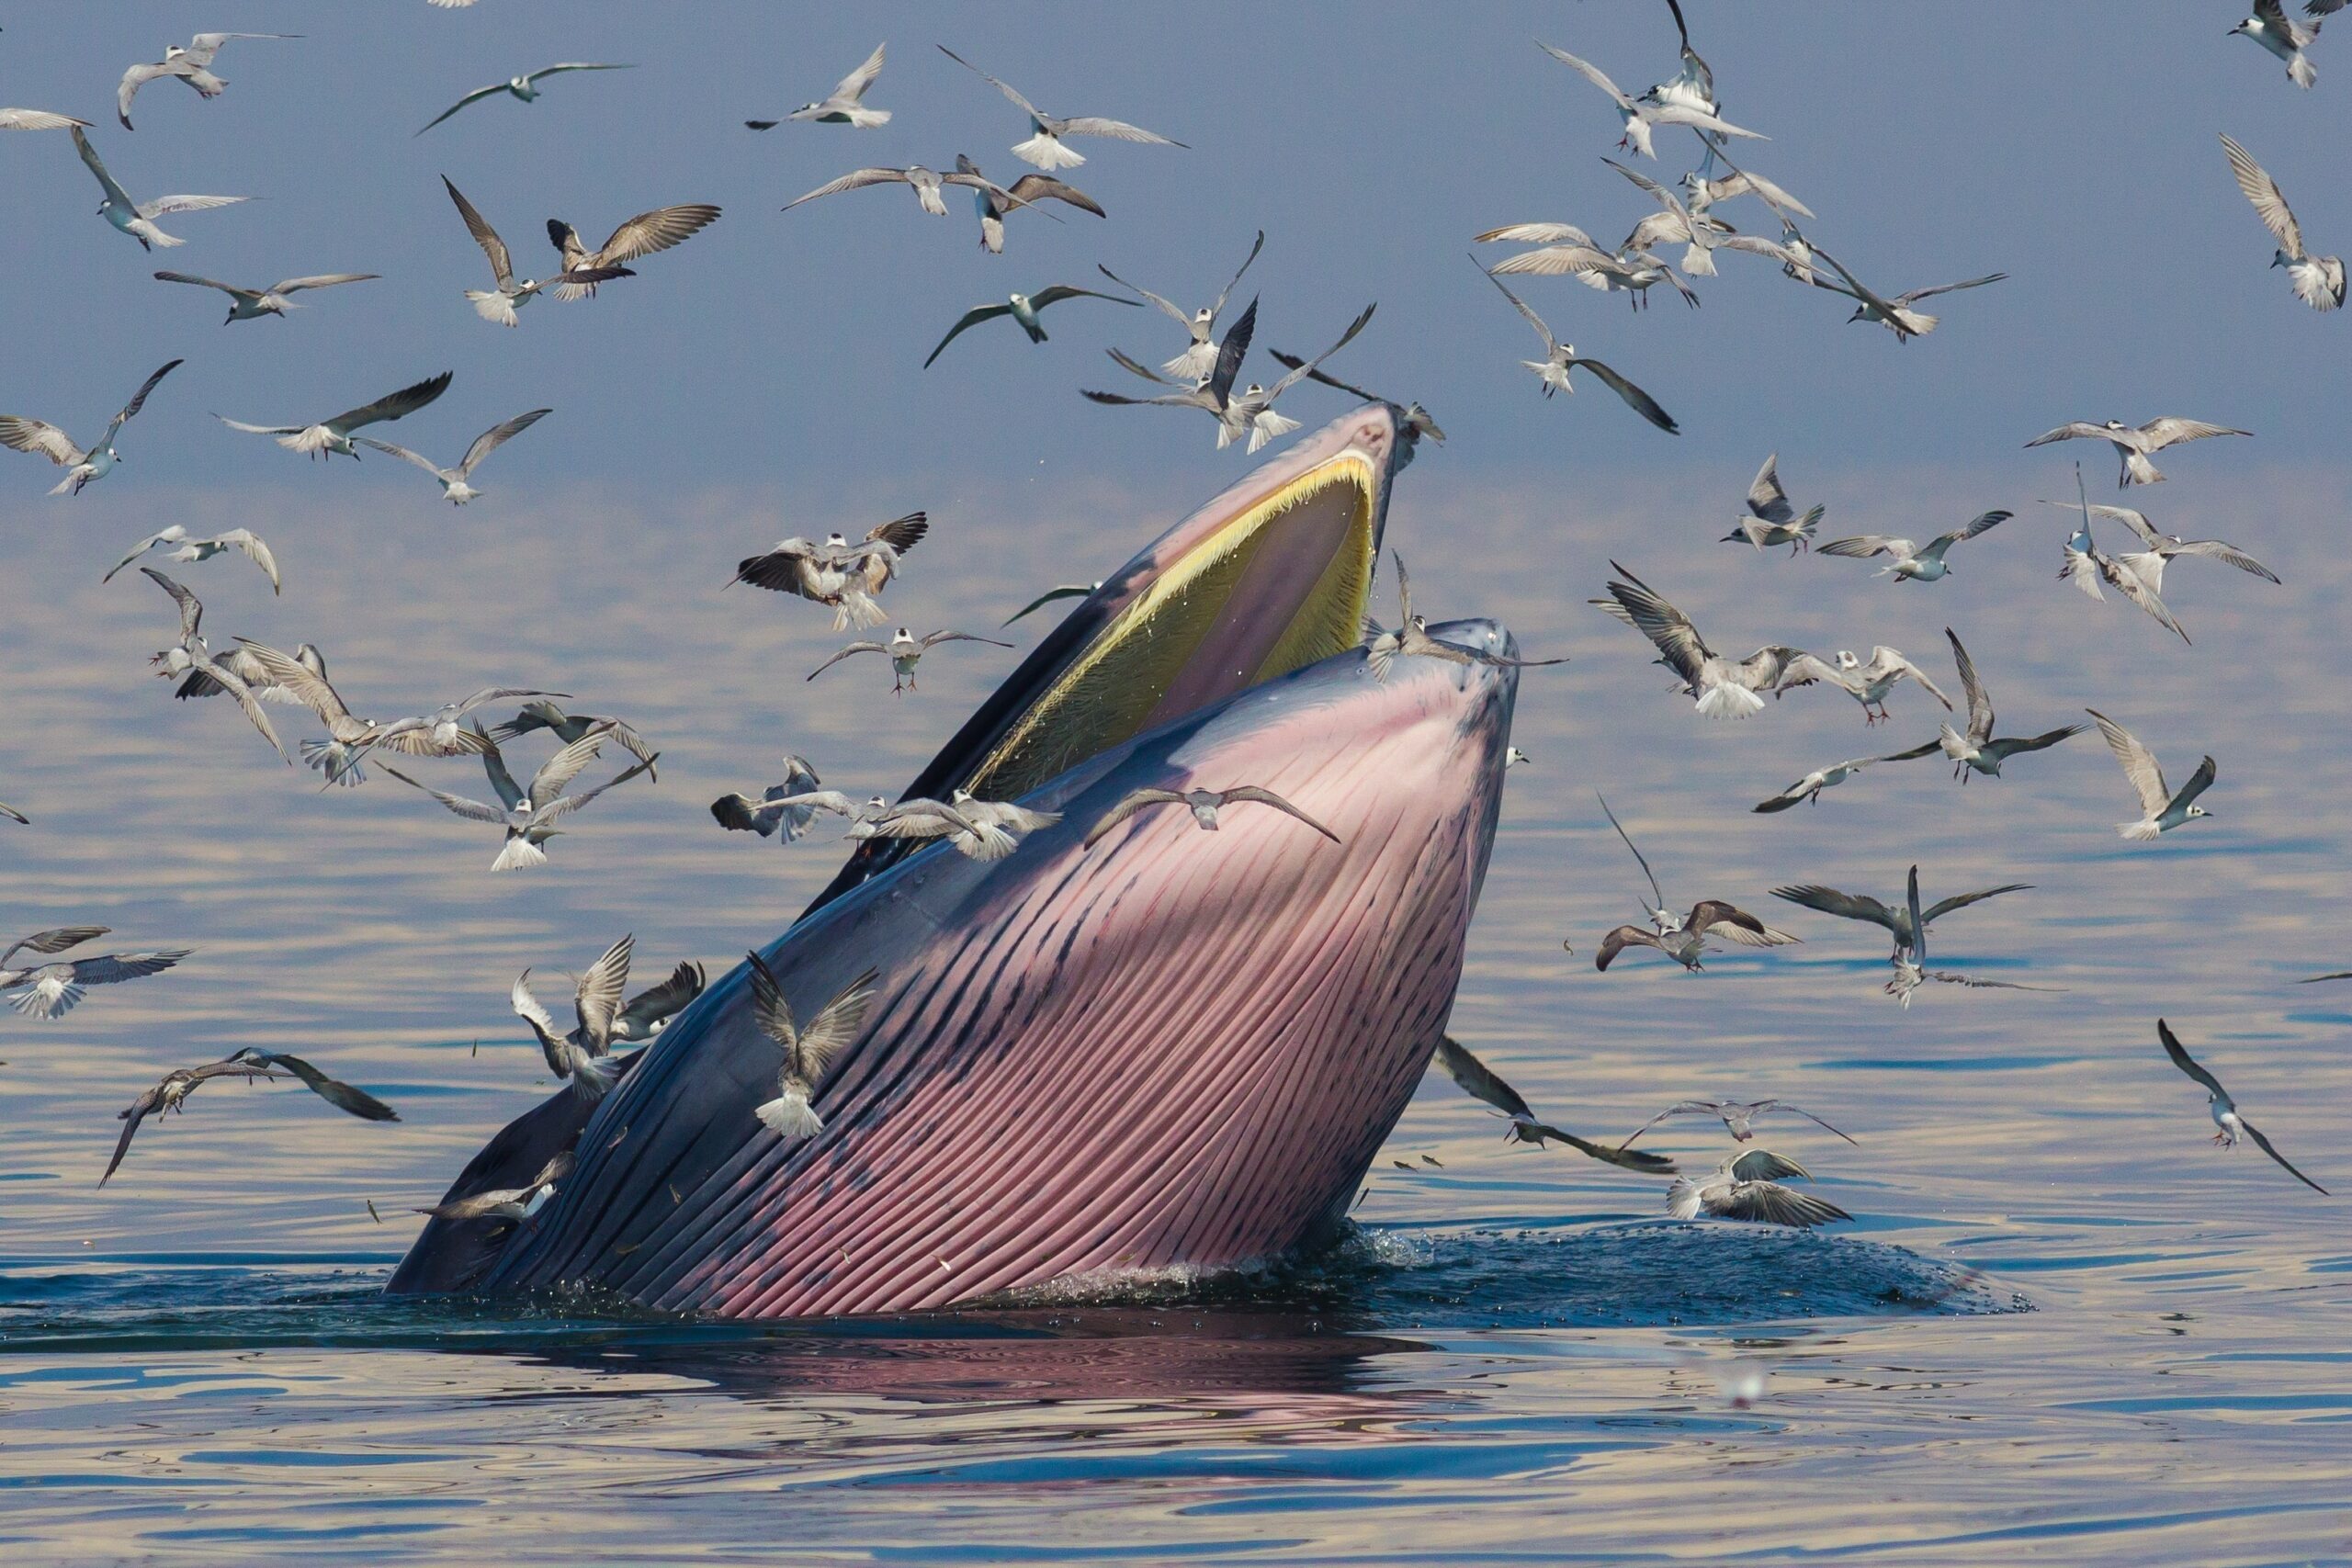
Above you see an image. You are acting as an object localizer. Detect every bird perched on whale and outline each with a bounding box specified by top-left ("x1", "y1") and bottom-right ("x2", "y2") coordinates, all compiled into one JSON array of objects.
[{"x1": 746, "y1": 953, "x2": 877, "y2": 1139}]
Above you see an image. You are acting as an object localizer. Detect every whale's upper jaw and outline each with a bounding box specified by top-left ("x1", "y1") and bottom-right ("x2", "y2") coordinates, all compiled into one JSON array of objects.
[{"x1": 814, "y1": 406, "x2": 1402, "y2": 908}]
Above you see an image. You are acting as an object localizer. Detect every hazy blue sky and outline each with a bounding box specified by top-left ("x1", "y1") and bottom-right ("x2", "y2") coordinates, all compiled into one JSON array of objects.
[{"x1": 1, "y1": 1, "x2": 2339, "y2": 518}]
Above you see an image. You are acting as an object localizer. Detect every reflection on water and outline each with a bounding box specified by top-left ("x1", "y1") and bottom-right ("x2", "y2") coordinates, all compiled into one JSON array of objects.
[{"x1": 3, "y1": 469, "x2": 2350, "y2": 1561}]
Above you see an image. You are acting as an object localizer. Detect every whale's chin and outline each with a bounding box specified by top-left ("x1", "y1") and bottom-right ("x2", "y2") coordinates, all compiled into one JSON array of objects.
[{"x1": 391, "y1": 406, "x2": 1521, "y2": 1317}]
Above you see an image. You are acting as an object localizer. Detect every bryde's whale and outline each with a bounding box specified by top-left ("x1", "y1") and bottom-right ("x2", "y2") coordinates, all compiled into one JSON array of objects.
[{"x1": 390, "y1": 405, "x2": 1522, "y2": 1314}]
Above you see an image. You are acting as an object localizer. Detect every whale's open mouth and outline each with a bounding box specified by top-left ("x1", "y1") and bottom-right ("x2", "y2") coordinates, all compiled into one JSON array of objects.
[
  {"x1": 819, "y1": 405, "x2": 1400, "y2": 905},
  {"x1": 974, "y1": 451, "x2": 1378, "y2": 796}
]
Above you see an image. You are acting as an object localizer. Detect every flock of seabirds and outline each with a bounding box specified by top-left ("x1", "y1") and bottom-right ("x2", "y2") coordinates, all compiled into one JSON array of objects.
[{"x1": 0, "y1": 3, "x2": 2336, "y2": 1255}]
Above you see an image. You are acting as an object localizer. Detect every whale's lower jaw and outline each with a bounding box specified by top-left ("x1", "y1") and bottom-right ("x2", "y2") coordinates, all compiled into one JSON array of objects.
[{"x1": 471, "y1": 645, "x2": 1511, "y2": 1318}]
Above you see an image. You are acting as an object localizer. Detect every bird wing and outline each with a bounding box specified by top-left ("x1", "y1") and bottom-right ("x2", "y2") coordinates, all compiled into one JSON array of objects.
[
  {"x1": 2071, "y1": 500, "x2": 2165, "y2": 547},
  {"x1": 207, "y1": 666, "x2": 289, "y2": 762},
  {"x1": 1593, "y1": 925, "x2": 1660, "y2": 971},
  {"x1": 102, "y1": 529, "x2": 176, "y2": 582},
  {"x1": 270, "y1": 273, "x2": 379, "y2": 295},
  {"x1": 782, "y1": 167, "x2": 910, "y2": 210},
  {"x1": 2169, "y1": 538, "x2": 2279, "y2": 582},
  {"x1": 103, "y1": 1086, "x2": 164, "y2": 1186},
  {"x1": 807, "y1": 641, "x2": 886, "y2": 680},
  {"x1": 936, "y1": 45, "x2": 1046, "y2": 119},
  {"x1": 2025, "y1": 422, "x2": 2115, "y2": 449},
  {"x1": 922, "y1": 303, "x2": 1012, "y2": 367},
  {"x1": 1718, "y1": 1180, "x2": 1850, "y2": 1228},
  {"x1": 1618, "y1": 1101, "x2": 1722, "y2": 1146},
  {"x1": 2220, "y1": 133, "x2": 2301, "y2": 254},
  {"x1": 574, "y1": 933, "x2": 636, "y2": 1047},
  {"x1": 1536, "y1": 42, "x2": 1634, "y2": 109},
  {"x1": 1716, "y1": 1150, "x2": 1807, "y2": 1187},
  {"x1": 1095, "y1": 263, "x2": 1190, "y2": 325},
  {"x1": 118, "y1": 60, "x2": 190, "y2": 128},
  {"x1": 2139, "y1": 418, "x2": 2251, "y2": 450},
  {"x1": 67, "y1": 950, "x2": 191, "y2": 987},
  {"x1": 793, "y1": 968, "x2": 879, "y2": 1080},
  {"x1": 379, "y1": 764, "x2": 506, "y2": 824},
  {"x1": 618, "y1": 961, "x2": 705, "y2": 1034},
  {"x1": 1771, "y1": 883, "x2": 1901, "y2": 934},
  {"x1": 829, "y1": 41, "x2": 888, "y2": 101},
  {"x1": 526, "y1": 724, "x2": 615, "y2": 811},
  {"x1": 1007, "y1": 175, "x2": 1105, "y2": 217},
  {"x1": 72, "y1": 127, "x2": 133, "y2": 207},
  {"x1": 1209, "y1": 297, "x2": 1259, "y2": 402},
  {"x1": 2238, "y1": 1116, "x2": 2329, "y2": 1194},
  {"x1": 1430, "y1": 1034, "x2": 1534, "y2": 1120},
  {"x1": 216, "y1": 417, "x2": 303, "y2": 437},
  {"x1": 1082, "y1": 787, "x2": 1186, "y2": 847},
  {"x1": 1056, "y1": 116, "x2": 1183, "y2": 146},
  {"x1": 1816, "y1": 535, "x2": 1908, "y2": 560},
  {"x1": 1603, "y1": 563, "x2": 1712, "y2": 679},
  {"x1": 1474, "y1": 221, "x2": 1600, "y2": 247},
  {"x1": 744, "y1": 950, "x2": 798, "y2": 1049},
  {"x1": 1217, "y1": 784, "x2": 1341, "y2": 842},
  {"x1": 2157, "y1": 1019, "x2": 2229, "y2": 1095},
  {"x1": 455, "y1": 408, "x2": 550, "y2": 477},
  {"x1": 1698, "y1": 904, "x2": 1800, "y2": 948},
  {"x1": 1764, "y1": 1100, "x2": 1860, "y2": 1145},
  {"x1": 0, "y1": 926, "x2": 110, "y2": 967},
  {"x1": 2102, "y1": 558, "x2": 2190, "y2": 643},
  {"x1": 326, "y1": 372, "x2": 452, "y2": 434},
  {"x1": 918, "y1": 629, "x2": 1013, "y2": 650},
  {"x1": 215, "y1": 530, "x2": 280, "y2": 592},
  {"x1": 0, "y1": 107, "x2": 90, "y2": 130},
  {"x1": 1746, "y1": 452, "x2": 1792, "y2": 523},
  {"x1": 260, "y1": 1051, "x2": 399, "y2": 1122},
  {"x1": 1595, "y1": 792, "x2": 1667, "y2": 912},
  {"x1": 1209, "y1": 230, "x2": 1266, "y2": 320},
  {"x1": 1029, "y1": 285, "x2": 1140, "y2": 312},
  {"x1": 2087, "y1": 709, "x2": 2170, "y2": 815},
  {"x1": 416, "y1": 82, "x2": 513, "y2": 136},
  {"x1": 1870, "y1": 649, "x2": 1953, "y2": 709},
  {"x1": 0, "y1": 416, "x2": 83, "y2": 466},
  {"x1": 534, "y1": 755, "x2": 655, "y2": 823},
  {"x1": 1567, "y1": 356, "x2": 1679, "y2": 434},
  {"x1": 1263, "y1": 303, "x2": 1376, "y2": 400},
  {"x1": 863, "y1": 512, "x2": 928, "y2": 553},
  {"x1": 152, "y1": 270, "x2": 245, "y2": 299},
  {"x1": 1895, "y1": 273, "x2": 2007, "y2": 305},
  {"x1": 234, "y1": 638, "x2": 352, "y2": 725},
  {"x1": 113, "y1": 166, "x2": 219, "y2": 212},
  {"x1": 2169, "y1": 754, "x2": 2220, "y2": 813},
  {"x1": 352, "y1": 435, "x2": 447, "y2": 477},
  {"x1": 526, "y1": 62, "x2": 636, "y2": 85},
  {"x1": 1945, "y1": 628, "x2": 1993, "y2": 739},
  {"x1": 1997, "y1": 724, "x2": 2086, "y2": 757},
  {"x1": 1930, "y1": 510, "x2": 2010, "y2": 553},
  {"x1": 443, "y1": 176, "x2": 512, "y2": 285},
  {"x1": 142, "y1": 566, "x2": 203, "y2": 642},
  {"x1": 1918, "y1": 883, "x2": 2034, "y2": 927},
  {"x1": 107, "y1": 360, "x2": 183, "y2": 440},
  {"x1": 587, "y1": 203, "x2": 720, "y2": 265},
  {"x1": 512, "y1": 972, "x2": 570, "y2": 1075},
  {"x1": 1471, "y1": 257, "x2": 1558, "y2": 355}
]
